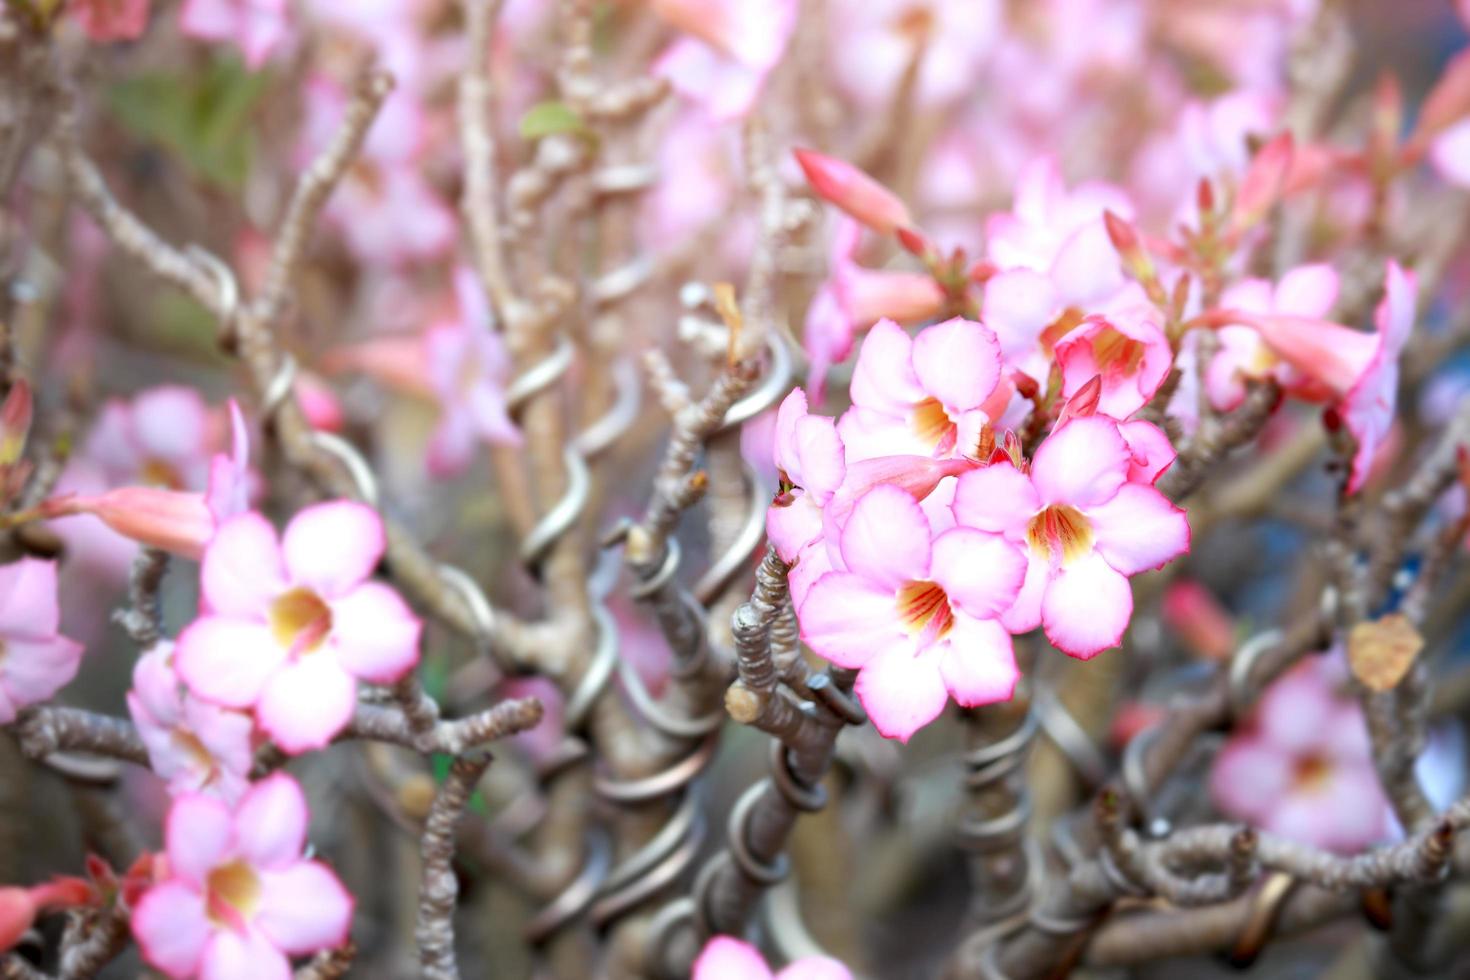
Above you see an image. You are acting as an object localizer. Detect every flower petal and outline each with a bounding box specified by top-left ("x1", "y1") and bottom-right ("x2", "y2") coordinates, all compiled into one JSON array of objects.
[
  {"x1": 1275, "y1": 263, "x2": 1339, "y2": 318},
  {"x1": 256, "y1": 655, "x2": 357, "y2": 754},
  {"x1": 1029, "y1": 416, "x2": 1129, "y2": 509},
  {"x1": 930, "y1": 528, "x2": 1026, "y2": 619},
  {"x1": 1040, "y1": 552, "x2": 1132, "y2": 659},
  {"x1": 938, "y1": 616, "x2": 1020, "y2": 707},
  {"x1": 327, "y1": 582, "x2": 423, "y2": 684},
  {"x1": 855, "y1": 645, "x2": 949, "y2": 742},
  {"x1": 847, "y1": 319, "x2": 923, "y2": 416},
  {"x1": 166, "y1": 794, "x2": 233, "y2": 888},
  {"x1": 133, "y1": 882, "x2": 211, "y2": 979},
  {"x1": 202, "y1": 513, "x2": 287, "y2": 618},
  {"x1": 282, "y1": 501, "x2": 385, "y2": 598},
  {"x1": 234, "y1": 773, "x2": 308, "y2": 869},
  {"x1": 693, "y1": 935, "x2": 774, "y2": 980},
  {"x1": 775, "y1": 958, "x2": 853, "y2": 980},
  {"x1": 798, "y1": 572, "x2": 906, "y2": 669},
  {"x1": 199, "y1": 927, "x2": 290, "y2": 980},
  {"x1": 1209, "y1": 737, "x2": 1292, "y2": 822},
  {"x1": 1087, "y1": 484, "x2": 1190, "y2": 575},
  {"x1": 0, "y1": 558, "x2": 61, "y2": 638},
  {"x1": 950, "y1": 463, "x2": 1039, "y2": 537},
  {"x1": 176, "y1": 617, "x2": 285, "y2": 709},
  {"x1": 0, "y1": 635, "x2": 83, "y2": 708},
  {"x1": 911, "y1": 318, "x2": 1002, "y2": 413},
  {"x1": 255, "y1": 862, "x2": 354, "y2": 955},
  {"x1": 837, "y1": 484, "x2": 931, "y2": 586}
]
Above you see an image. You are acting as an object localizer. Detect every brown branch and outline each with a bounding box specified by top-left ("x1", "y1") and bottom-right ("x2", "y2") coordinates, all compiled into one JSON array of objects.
[
  {"x1": 9, "y1": 707, "x2": 148, "y2": 768},
  {"x1": 417, "y1": 753, "x2": 494, "y2": 980}
]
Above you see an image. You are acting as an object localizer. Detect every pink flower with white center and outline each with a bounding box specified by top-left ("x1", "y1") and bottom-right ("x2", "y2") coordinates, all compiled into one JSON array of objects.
[
  {"x1": 951, "y1": 416, "x2": 1190, "y2": 659},
  {"x1": 838, "y1": 318, "x2": 1008, "y2": 462},
  {"x1": 127, "y1": 644, "x2": 254, "y2": 804},
  {"x1": 1053, "y1": 303, "x2": 1172, "y2": 419},
  {"x1": 81, "y1": 386, "x2": 216, "y2": 493},
  {"x1": 799, "y1": 484, "x2": 1026, "y2": 742},
  {"x1": 651, "y1": 0, "x2": 797, "y2": 120},
  {"x1": 804, "y1": 219, "x2": 947, "y2": 399},
  {"x1": 0, "y1": 559, "x2": 84, "y2": 725},
  {"x1": 176, "y1": 502, "x2": 422, "y2": 754},
  {"x1": 1210, "y1": 657, "x2": 1389, "y2": 852},
  {"x1": 131, "y1": 773, "x2": 353, "y2": 979},
  {"x1": 827, "y1": 0, "x2": 1001, "y2": 110},
  {"x1": 1207, "y1": 263, "x2": 1340, "y2": 411},
  {"x1": 425, "y1": 268, "x2": 522, "y2": 476},
  {"x1": 1339, "y1": 261, "x2": 1417, "y2": 494},
  {"x1": 179, "y1": 0, "x2": 288, "y2": 69},
  {"x1": 767, "y1": 389, "x2": 845, "y2": 568},
  {"x1": 693, "y1": 935, "x2": 851, "y2": 980},
  {"x1": 1055, "y1": 377, "x2": 1176, "y2": 484},
  {"x1": 71, "y1": 0, "x2": 150, "y2": 41}
]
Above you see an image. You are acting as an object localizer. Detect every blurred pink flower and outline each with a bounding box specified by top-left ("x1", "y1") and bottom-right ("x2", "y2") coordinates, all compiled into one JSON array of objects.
[
  {"x1": 827, "y1": 0, "x2": 1000, "y2": 109},
  {"x1": 71, "y1": 0, "x2": 150, "y2": 41},
  {"x1": 767, "y1": 389, "x2": 845, "y2": 567},
  {"x1": 128, "y1": 643, "x2": 255, "y2": 804},
  {"x1": 952, "y1": 416, "x2": 1189, "y2": 658},
  {"x1": 799, "y1": 484, "x2": 1025, "y2": 741},
  {"x1": 651, "y1": 0, "x2": 797, "y2": 120},
  {"x1": 693, "y1": 935, "x2": 851, "y2": 980},
  {"x1": 132, "y1": 774, "x2": 353, "y2": 979},
  {"x1": 0, "y1": 559, "x2": 85, "y2": 724},
  {"x1": 1210, "y1": 657, "x2": 1389, "y2": 852},
  {"x1": 1339, "y1": 262, "x2": 1417, "y2": 494},
  {"x1": 179, "y1": 0, "x2": 288, "y2": 69},
  {"x1": 328, "y1": 165, "x2": 455, "y2": 268},
  {"x1": 176, "y1": 502, "x2": 422, "y2": 753},
  {"x1": 838, "y1": 318, "x2": 1008, "y2": 462}
]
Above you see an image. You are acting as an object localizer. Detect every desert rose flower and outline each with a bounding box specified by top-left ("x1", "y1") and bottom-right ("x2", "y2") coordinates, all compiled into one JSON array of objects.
[
  {"x1": 0, "y1": 559, "x2": 85, "y2": 724},
  {"x1": 651, "y1": 0, "x2": 797, "y2": 120},
  {"x1": 1053, "y1": 303, "x2": 1172, "y2": 419},
  {"x1": 128, "y1": 643, "x2": 254, "y2": 804},
  {"x1": 1338, "y1": 261, "x2": 1417, "y2": 493},
  {"x1": 1209, "y1": 656, "x2": 1390, "y2": 852},
  {"x1": 951, "y1": 416, "x2": 1190, "y2": 658},
  {"x1": 799, "y1": 484, "x2": 1026, "y2": 741},
  {"x1": 176, "y1": 502, "x2": 422, "y2": 753},
  {"x1": 132, "y1": 774, "x2": 353, "y2": 979},
  {"x1": 693, "y1": 935, "x2": 851, "y2": 980},
  {"x1": 838, "y1": 318, "x2": 1009, "y2": 462},
  {"x1": 1206, "y1": 263, "x2": 1340, "y2": 410},
  {"x1": 767, "y1": 389, "x2": 845, "y2": 568}
]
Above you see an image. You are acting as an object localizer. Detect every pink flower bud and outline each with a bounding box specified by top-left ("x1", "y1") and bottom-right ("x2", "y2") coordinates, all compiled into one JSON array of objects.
[
  {"x1": 839, "y1": 268, "x2": 947, "y2": 325},
  {"x1": 0, "y1": 888, "x2": 34, "y2": 952},
  {"x1": 1230, "y1": 132, "x2": 1293, "y2": 235},
  {"x1": 1161, "y1": 580, "x2": 1235, "y2": 661},
  {"x1": 794, "y1": 148, "x2": 914, "y2": 236},
  {"x1": 45, "y1": 488, "x2": 215, "y2": 560}
]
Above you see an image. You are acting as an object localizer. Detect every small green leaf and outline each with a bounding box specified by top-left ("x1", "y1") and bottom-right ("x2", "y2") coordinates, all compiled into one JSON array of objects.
[{"x1": 519, "y1": 101, "x2": 585, "y2": 141}]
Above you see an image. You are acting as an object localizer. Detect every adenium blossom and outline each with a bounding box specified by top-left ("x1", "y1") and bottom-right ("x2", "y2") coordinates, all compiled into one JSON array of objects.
[
  {"x1": 1053, "y1": 302, "x2": 1172, "y2": 419},
  {"x1": 179, "y1": 0, "x2": 289, "y2": 69},
  {"x1": 826, "y1": 0, "x2": 1000, "y2": 110},
  {"x1": 838, "y1": 318, "x2": 1009, "y2": 462},
  {"x1": 951, "y1": 416, "x2": 1190, "y2": 659},
  {"x1": 0, "y1": 559, "x2": 85, "y2": 725},
  {"x1": 767, "y1": 389, "x2": 845, "y2": 567},
  {"x1": 128, "y1": 643, "x2": 255, "y2": 804},
  {"x1": 1207, "y1": 263, "x2": 1340, "y2": 411},
  {"x1": 799, "y1": 484, "x2": 1026, "y2": 741},
  {"x1": 132, "y1": 773, "x2": 354, "y2": 979},
  {"x1": 1209, "y1": 656, "x2": 1389, "y2": 852},
  {"x1": 651, "y1": 0, "x2": 797, "y2": 120},
  {"x1": 1338, "y1": 261, "x2": 1417, "y2": 494},
  {"x1": 71, "y1": 0, "x2": 151, "y2": 42},
  {"x1": 693, "y1": 935, "x2": 851, "y2": 980},
  {"x1": 176, "y1": 502, "x2": 422, "y2": 753}
]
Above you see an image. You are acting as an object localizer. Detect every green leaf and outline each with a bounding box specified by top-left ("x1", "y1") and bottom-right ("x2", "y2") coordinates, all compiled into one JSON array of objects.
[
  {"x1": 106, "y1": 55, "x2": 269, "y2": 190},
  {"x1": 519, "y1": 101, "x2": 585, "y2": 141}
]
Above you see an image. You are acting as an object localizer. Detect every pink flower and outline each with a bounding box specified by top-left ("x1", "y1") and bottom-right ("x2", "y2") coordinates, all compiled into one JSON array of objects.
[
  {"x1": 651, "y1": 0, "x2": 796, "y2": 120},
  {"x1": 1207, "y1": 264, "x2": 1339, "y2": 410},
  {"x1": 132, "y1": 774, "x2": 354, "y2": 979},
  {"x1": 71, "y1": 0, "x2": 150, "y2": 41},
  {"x1": 0, "y1": 559, "x2": 85, "y2": 725},
  {"x1": 951, "y1": 416, "x2": 1190, "y2": 659},
  {"x1": 176, "y1": 502, "x2": 422, "y2": 753},
  {"x1": 425, "y1": 268, "x2": 522, "y2": 476},
  {"x1": 767, "y1": 389, "x2": 845, "y2": 567},
  {"x1": 799, "y1": 484, "x2": 1026, "y2": 741},
  {"x1": 838, "y1": 318, "x2": 1009, "y2": 462},
  {"x1": 1053, "y1": 303, "x2": 1172, "y2": 419},
  {"x1": 327, "y1": 165, "x2": 455, "y2": 268},
  {"x1": 79, "y1": 386, "x2": 216, "y2": 493},
  {"x1": 1210, "y1": 657, "x2": 1389, "y2": 852},
  {"x1": 693, "y1": 935, "x2": 851, "y2": 980},
  {"x1": 826, "y1": 0, "x2": 1000, "y2": 110},
  {"x1": 179, "y1": 0, "x2": 288, "y2": 69},
  {"x1": 128, "y1": 643, "x2": 255, "y2": 804},
  {"x1": 1340, "y1": 262, "x2": 1417, "y2": 494}
]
